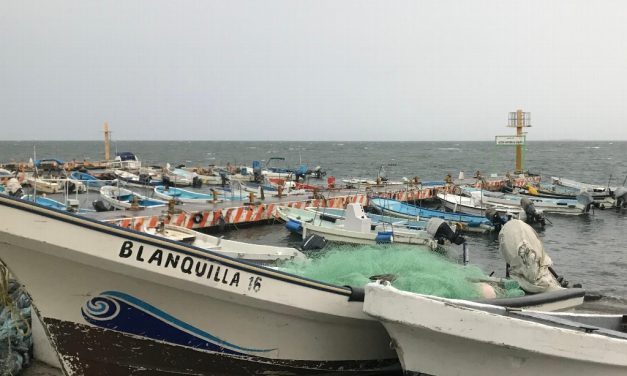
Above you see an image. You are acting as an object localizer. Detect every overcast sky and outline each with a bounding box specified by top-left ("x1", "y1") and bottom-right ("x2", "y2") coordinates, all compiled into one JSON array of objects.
[{"x1": 2, "y1": 1, "x2": 626, "y2": 141}]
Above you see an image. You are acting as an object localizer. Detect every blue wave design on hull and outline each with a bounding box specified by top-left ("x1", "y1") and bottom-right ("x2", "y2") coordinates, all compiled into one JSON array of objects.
[{"x1": 81, "y1": 291, "x2": 274, "y2": 355}]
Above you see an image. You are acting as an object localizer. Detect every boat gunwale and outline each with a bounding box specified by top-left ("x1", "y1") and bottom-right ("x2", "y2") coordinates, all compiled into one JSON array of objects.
[{"x1": 0, "y1": 194, "x2": 352, "y2": 297}]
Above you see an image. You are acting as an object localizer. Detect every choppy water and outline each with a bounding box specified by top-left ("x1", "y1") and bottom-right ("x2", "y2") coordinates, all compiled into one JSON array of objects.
[{"x1": 1, "y1": 141, "x2": 626, "y2": 301}]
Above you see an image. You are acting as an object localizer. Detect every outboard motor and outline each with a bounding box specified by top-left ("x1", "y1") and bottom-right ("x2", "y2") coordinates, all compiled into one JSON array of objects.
[
  {"x1": 499, "y1": 219, "x2": 567, "y2": 293},
  {"x1": 426, "y1": 218, "x2": 465, "y2": 245},
  {"x1": 520, "y1": 197, "x2": 546, "y2": 226},
  {"x1": 252, "y1": 160, "x2": 263, "y2": 183},
  {"x1": 65, "y1": 180, "x2": 78, "y2": 193},
  {"x1": 612, "y1": 187, "x2": 627, "y2": 210},
  {"x1": 312, "y1": 166, "x2": 325, "y2": 179},
  {"x1": 219, "y1": 171, "x2": 229, "y2": 187},
  {"x1": 161, "y1": 175, "x2": 172, "y2": 187},
  {"x1": 92, "y1": 200, "x2": 111, "y2": 212},
  {"x1": 299, "y1": 234, "x2": 327, "y2": 251},
  {"x1": 192, "y1": 176, "x2": 203, "y2": 188},
  {"x1": 576, "y1": 191, "x2": 595, "y2": 213},
  {"x1": 485, "y1": 207, "x2": 508, "y2": 232}
]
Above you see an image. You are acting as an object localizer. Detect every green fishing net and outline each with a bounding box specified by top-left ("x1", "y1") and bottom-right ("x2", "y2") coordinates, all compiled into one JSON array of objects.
[{"x1": 281, "y1": 245, "x2": 524, "y2": 299}]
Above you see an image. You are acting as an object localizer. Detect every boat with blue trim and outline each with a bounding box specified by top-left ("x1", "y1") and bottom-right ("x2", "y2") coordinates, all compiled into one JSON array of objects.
[
  {"x1": 143, "y1": 223, "x2": 306, "y2": 263},
  {"x1": 153, "y1": 186, "x2": 217, "y2": 204},
  {"x1": 70, "y1": 171, "x2": 116, "y2": 192},
  {"x1": 21, "y1": 194, "x2": 94, "y2": 213},
  {"x1": 100, "y1": 186, "x2": 167, "y2": 210},
  {"x1": 369, "y1": 198, "x2": 496, "y2": 233},
  {"x1": 277, "y1": 204, "x2": 458, "y2": 248}
]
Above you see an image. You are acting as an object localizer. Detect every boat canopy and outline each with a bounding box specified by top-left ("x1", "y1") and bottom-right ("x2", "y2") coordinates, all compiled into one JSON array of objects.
[
  {"x1": 115, "y1": 152, "x2": 138, "y2": 161},
  {"x1": 35, "y1": 158, "x2": 64, "y2": 168}
]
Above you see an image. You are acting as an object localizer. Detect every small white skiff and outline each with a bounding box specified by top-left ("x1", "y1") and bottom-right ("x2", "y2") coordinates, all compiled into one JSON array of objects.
[
  {"x1": 364, "y1": 282, "x2": 627, "y2": 376},
  {"x1": 100, "y1": 186, "x2": 167, "y2": 210},
  {"x1": 278, "y1": 204, "x2": 448, "y2": 249},
  {"x1": 143, "y1": 223, "x2": 305, "y2": 263}
]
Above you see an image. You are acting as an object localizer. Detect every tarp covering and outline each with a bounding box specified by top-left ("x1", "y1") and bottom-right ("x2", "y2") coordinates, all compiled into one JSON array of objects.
[
  {"x1": 499, "y1": 219, "x2": 562, "y2": 293},
  {"x1": 282, "y1": 245, "x2": 523, "y2": 299}
]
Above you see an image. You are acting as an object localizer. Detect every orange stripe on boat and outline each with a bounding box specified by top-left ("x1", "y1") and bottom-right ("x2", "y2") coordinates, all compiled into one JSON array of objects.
[{"x1": 148, "y1": 216, "x2": 158, "y2": 228}]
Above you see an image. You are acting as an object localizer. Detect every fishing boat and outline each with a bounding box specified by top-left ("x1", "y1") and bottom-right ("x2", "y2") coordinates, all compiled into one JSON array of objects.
[
  {"x1": 463, "y1": 188, "x2": 592, "y2": 215},
  {"x1": 143, "y1": 223, "x2": 306, "y2": 263},
  {"x1": 504, "y1": 183, "x2": 615, "y2": 208},
  {"x1": 153, "y1": 185, "x2": 218, "y2": 203},
  {"x1": 21, "y1": 195, "x2": 94, "y2": 213},
  {"x1": 163, "y1": 166, "x2": 194, "y2": 187},
  {"x1": 108, "y1": 151, "x2": 142, "y2": 171},
  {"x1": 70, "y1": 171, "x2": 116, "y2": 191},
  {"x1": 0, "y1": 178, "x2": 23, "y2": 197},
  {"x1": 0, "y1": 169, "x2": 14, "y2": 185},
  {"x1": 551, "y1": 176, "x2": 613, "y2": 194},
  {"x1": 306, "y1": 206, "x2": 430, "y2": 231},
  {"x1": 277, "y1": 204, "x2": 462, "y2": 248},
  {"x1": 181, "y1": 167, "x2": 227, "y2": 185},
  {"x1": 26, "y1": 176, "x2": 62, "y2": 194},
  {"x1": 262, "y1": 157, "x2": 295, "y2": 180},
  {"x1": 369, "y1": 198, "x2": 495, "y2": 233},
  {"x1": 437, "y1": 191, "x2": 524, "y2": 216},
  {"x1": 363, "y1": 282, "x2": 624, "y2": 376},
  {"x1": 241, "y1": 181, "x2": 307, "y2": 197},
  {"x1": 0, "y1": 194, "x2": 400, "y2": 375},
  {"x1": 100, "y1": 186, "x2": 167, "y2": 210},
  {"x1": 114, "y1": 169, "x2": 162, "y2": 188},
  {"x1": 342, "y1": 178, "x2": 405, "y2": 188}
]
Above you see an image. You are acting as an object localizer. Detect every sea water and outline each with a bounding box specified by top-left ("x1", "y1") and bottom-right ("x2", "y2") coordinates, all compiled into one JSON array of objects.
[{"x1": 1, "y1": 140, "x2": 626, "y2": 302}]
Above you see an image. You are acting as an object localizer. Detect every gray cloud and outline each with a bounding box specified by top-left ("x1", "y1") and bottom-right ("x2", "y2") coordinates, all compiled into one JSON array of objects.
[{"x1": 1, "y1": 0, "x2": 626, "y2": 140}]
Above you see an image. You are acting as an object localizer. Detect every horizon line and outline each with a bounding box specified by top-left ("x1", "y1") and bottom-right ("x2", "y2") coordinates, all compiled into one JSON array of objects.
[{"x1": 1, "y1": 139, "x2": 624, "y2": 142}]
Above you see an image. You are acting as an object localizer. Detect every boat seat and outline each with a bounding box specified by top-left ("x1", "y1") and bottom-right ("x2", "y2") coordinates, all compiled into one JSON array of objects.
[{"x1": 509, "y1": 311, "x2": 627, "y2": 340}]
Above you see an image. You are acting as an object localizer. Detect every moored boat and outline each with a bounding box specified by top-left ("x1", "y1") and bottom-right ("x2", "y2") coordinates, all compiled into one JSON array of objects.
[
  {"x1": 70, "y1": 171, "x2": 116, "y2": 191},
  {"x1": 153, "y1": 185, "x2": 218, "y2": 203},
  {"x1": 26, "y1": 176, "x2": 62, "y2": 194},
  {"x1": 551, "y1": 176, "x2": 612, "y2": 194},
  {"x1": 241, "y1": 181, "x2": 307, "y2": 197},
  {"x1": 437, "y1": 191, "x2": 524, "y2": 216},
  {"x1": 306, "y1": 206, "x2": 430, "y2": 231},
  {"x1": 21, "y1": 194, "x2": 94, "y2": 213},
  {"x1": 143, "y1": 223, "x2": 306, "y2": 263},
  {"x1": 463, "y1": 188, "x2": 592, "y2": 215},
  {"x1": 114, "y1": 169, "x2": 162, "y2": 188},
  {"x1": 100, "y1": 186, "x2": 167, "y2": 210},
  {"x1": 0, "y1": 194, "x2": 400, "y2": 375},
  {"x1": 278, "y1": 204, "x2": 463, "y2": 248},
  {"x1": 0, "y1": 169, "x2": 14, "y2": 185},
  {"x1": 363, "y1": 282, "x2": 624, "y2": 376},
  {"x1": 369, "y1": 197, "x2": 495, "y2": 233}
]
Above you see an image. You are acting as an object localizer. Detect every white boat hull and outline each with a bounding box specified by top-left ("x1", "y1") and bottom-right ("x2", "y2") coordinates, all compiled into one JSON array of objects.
[
  {"x1": 145, "y1": 224, "x2": 306, "y2": 263},
  {"x1": 27, "y1": 178, "x2": 61, "y2": 194},
  {"x1": 473, "y1": 192, "x2": 587, "y2": 215},
  {"x1": 0, "y1": 196, "x2": 399, "y2": 375},
  {"x1": 301, "y1": 221, "x2": 437, "y2": 248},
  {"x1": 364, "y1": 283, "x2": 627, "y2": 376},
  {"x1": 438, "y1": 192, "x2": 523, "y2": 216}
]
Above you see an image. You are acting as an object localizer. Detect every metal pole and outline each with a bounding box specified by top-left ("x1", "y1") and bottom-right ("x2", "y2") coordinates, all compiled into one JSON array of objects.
[{"x1": 515, "y1": 110, "x2": 523, "y2": 173}]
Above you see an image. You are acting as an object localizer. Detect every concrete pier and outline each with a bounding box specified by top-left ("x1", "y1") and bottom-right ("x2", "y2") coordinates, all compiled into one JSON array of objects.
[{"x1": 86, "y1": 175, "x2": 537, "y2": 231}]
